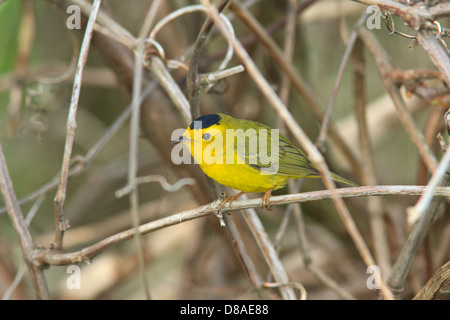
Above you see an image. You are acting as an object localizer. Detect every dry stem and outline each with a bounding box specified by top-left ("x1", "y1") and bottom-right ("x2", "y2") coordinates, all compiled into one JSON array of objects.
[
  {"x1": 40, "y1": 185, "x2": 450, "y2": 267},
  {"x1": 53, "y1": 0, "x2": 102, "y2": 252}
]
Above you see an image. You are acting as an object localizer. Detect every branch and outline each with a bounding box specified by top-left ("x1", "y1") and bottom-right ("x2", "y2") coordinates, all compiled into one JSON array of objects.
[
  {"x1": 0, "y1": 82, "x2": 156, "y2": 217},
  {"x1": 316, "y1": 11, "x2": 369, "y2": 150},
  {"x1": 187, "y1": 0, "x2": 230, "y2": 119},
  {"x1": 354, "y1": 0, "x2": 450, "y2": 88},
  {"x1": 221, "y1": 214, "x2": 265, "y2": 293},
  {"x1": 413, "y1": 261, "x2": 450, "y2": 300},
  {"x1": 40, "y1": 185, "x2": 450, "y2": 266},
  {"x1": 240, "y1": 205, "x2": 297, "y2": 300},
  {"x1": 352, "y1": 37, "x2": 391, "y2": 275},
  {"x1": 429, "y1": 3, "x2": 450, "y2": 19},
  {"x1": 416, "y1": 29, "x2": 450, "y2": 88},
  {"x1": 229, "y1": 0, "x2": 362, "y2": 181},
  {"x1": 0, "y1": 142, "x2": 49, "y2": 299},
  {"x1": 388, "y1": 146, "x2": 450, "y2": 291},
  {"x1": 355, "y1": 0, "x2": 450, "y2": 22},
  {"x1": 407, "y1": 145, "x2": 450, "y2": 225},
  {"x1": 204, "y1": 0, "x2": 393, "y2": 300},
  {"x1": 53, "y1": 0, "x2": 102, "y2": 252},
  {"x1": 115, "y1": 176, "x2": 195, "y2": 198},
  {"x1": 359, "y1": 28, "x2": 438, "y2": 173},
  {"x1": 352, "y1": 0, "x2": 433, "y2": 27},
  {"x1": 122, "y1": 2, "x2": 162, "y2": 297}
]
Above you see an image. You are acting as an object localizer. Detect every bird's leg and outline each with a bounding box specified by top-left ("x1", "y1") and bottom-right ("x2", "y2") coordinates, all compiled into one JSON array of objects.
[
  {"x1": 261, "y1": 188, "x2": 275, "y2": 209},
  {"x1": 219, "y1": 191, "x2": 246, "y2": 210}
]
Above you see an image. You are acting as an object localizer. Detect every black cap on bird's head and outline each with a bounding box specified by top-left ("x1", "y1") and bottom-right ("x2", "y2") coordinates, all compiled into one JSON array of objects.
[
  {"x1": 171, "y1": 113, "x2": 223, "y2": 144},
  {"x1": 189, "y1": 114, "x2": 221, "y2": 130}
]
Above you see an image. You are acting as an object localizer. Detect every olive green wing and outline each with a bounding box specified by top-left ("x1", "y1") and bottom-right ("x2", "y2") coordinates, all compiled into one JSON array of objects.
[
  {"x1": 273, "y1": 135, "x2": 319, "y2": 177},
  {"x1": 232, "y1": 122, "x2": 319, "y2": 177},
  {"x1": 231, "y1": 120, "x2": 273, "y2": 169},
  {"x1": 269, "y1": 136, "x2": 357, "y2": 185},
  {"x1": 230, "y1": 119, "x2": 356, "y2": 185}
]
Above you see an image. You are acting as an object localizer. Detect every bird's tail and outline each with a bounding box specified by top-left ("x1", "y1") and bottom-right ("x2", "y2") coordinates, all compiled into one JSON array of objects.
[{"x1": 330, "y1": 172, "x2": 358, "y2": 187}]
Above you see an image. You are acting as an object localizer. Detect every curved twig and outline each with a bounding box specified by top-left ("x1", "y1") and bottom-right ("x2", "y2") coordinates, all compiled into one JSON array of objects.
[{"x1": 40, "y1": 185, "x2": 450, "y2": 267}]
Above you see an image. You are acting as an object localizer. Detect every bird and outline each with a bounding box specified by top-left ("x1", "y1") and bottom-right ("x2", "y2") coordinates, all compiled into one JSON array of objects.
[{"x1": 172, "y1": 113, "x2": 356, "y2": 208}]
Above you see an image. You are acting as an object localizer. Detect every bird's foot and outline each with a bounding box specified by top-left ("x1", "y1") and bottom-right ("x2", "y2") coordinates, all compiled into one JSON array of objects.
[
  {"x1": 218, "y1": 191, "x2": 246, "y2": 210},
  {"x1": 215, "y1": 191, "x2": 246, "y2": 226},
  {"x1": 260, "y1": 188, "x2": 274, "y2": 210}
]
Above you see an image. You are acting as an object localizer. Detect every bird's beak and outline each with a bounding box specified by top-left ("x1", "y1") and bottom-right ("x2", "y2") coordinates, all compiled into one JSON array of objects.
[{"x1": 171, "y1": 135, "x2": 188, "y2": 144}]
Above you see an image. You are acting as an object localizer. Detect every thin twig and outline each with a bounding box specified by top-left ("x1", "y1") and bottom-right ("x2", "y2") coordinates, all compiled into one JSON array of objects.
[
  {"x1": 353, "y1": 1, "x2": 450, "y2": 87},
  {"x1": 0, "y1": 143, "x2": 49, "y2": 299},
  {"x1": 185, "y1": 0, "x2": 297, "y2": 300},
  {"x1": 198, "y1": 65, "x2": 244, "y2": 87},
  {"x1": 272, "y1": 0, "x2": 298, "y2": 252},
  {"x1": 2, "y1": 192, "x2": 47, "y2": 300},
  {"x1": 270, "y1": 1, "x2": 309, "y2": 299},
  {"x1": 125, "y1": 0, "x2": 165, "y2": 297},
  {"x1": 413, "y1": 261, "x2": 450, "y2": 300},
  {"x1": 8, "y1": 0, "x2": 34, "y2": 134},
  {"x1": 359, "y1": 28, "x2": 438, "y2": 174},
  {"x1": 306, "y1": 265, "x2": 357, "y2": 300},
  {"x1": 352, "y1": 0, "x2": 433, "y2": 26},
  {"x1": 388, "y1": 175, "x2": 450, "y2": 292},
  {"x1": 262, "y1": 281, "x2": 307, "y2": 300},
  {"x1": 352, "y1": 37, "x2": 392, "y2": 275},
  {"x1": 40, "y1": 185, "x2": 450, "y2": 267},
  {"x1": 38, "y1": 32, "x2": 79, "y2": 85},
  {"x1": 187, "y1": 0, "x2": 230, "y2": 119},
  {"x1": 407, "y1": 145, "x2": 450, "y2": 225},
  {"x1": 241, "y1": 206, "x2": 297, "y2": 300},
  {"x1": 416, "y1": 29, "x2": 450, "y2": 89},
  {"x1": 0, "y1": 82, "x2": 156, "y2": 217},
  {"x1": 316, "y1": 11, "x2": 368, "y2": 151},
  {"x1": 138, "y1": 0, "x2": 163, "y2": 39},
  {"x1": 278, "y1": 0, "x2": 297, "y2": 130},
  {"x1": 387, "y1": 145, "x2": 450, "y2": 293},
  {"x1": 53, "y1": 0, "x2": 102, "y2": 252},
  {"x1": 115, "y1": 176, "x2": 195, "y2": 198},
  {"x1": 2, "y1": 264, "x2": 27, "y2": 300},
  {"x1": 387, "y1": 144, "x2": 450, "y2": 293},
  {"x1": 229, "y1": 0, "x2": 362, "y2": 180},
  {"x1": 289, "y1": 180, "x2": 356, "y2": 300},
  {"x1": 221, "y1": 214, "x2": 265, "y2": 295},
  {"x1": 202, "y1": 0, "x2": 394, "y2": 300},
  {"x1": 146, "y1": 55, "x2": 191, "y2": 125},
  {"x1": 69, "y1": 0, "x2": 135, "y2": 49}
]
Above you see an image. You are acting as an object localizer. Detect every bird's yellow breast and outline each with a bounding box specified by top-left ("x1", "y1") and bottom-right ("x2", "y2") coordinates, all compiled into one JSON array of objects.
[
  {"x1": 199, "y1": 161, "x2": 288, "y2": 193},
  {"x1": 185, "y1": 135, "x2": 287, "y2": 192}
]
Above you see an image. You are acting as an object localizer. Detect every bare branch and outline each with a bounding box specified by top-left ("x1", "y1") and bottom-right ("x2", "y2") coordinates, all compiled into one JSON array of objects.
[
  {"x1": 229, "y1": 0, "x2": 362, "y2": 179},
  {"x1": 388, "y1": 146, "x2": 450, "y2": 291},
  {"x1": 53, "y1": 0, "x2": 102, "y2": 252},
  {"x1": 121, "y1": 0, "x2": 165, "y2": 298},
  {"x1": 0, "y1": 142, "x2": 49, "y2": 299},
  {"x1": 359, "y1": 28, "x2": 438, "y2": 173},
  {"x1": 40, "y1": 185, "x2": 450, "y2": 267},
  {"x1": 316, "y1": 11, "x2": 369, "y2": 150},
  {"x1": 414, "y1": 261, "x2": 450, "y2": 300},
  {"x1": 416, "y1": 29, "x2": 450, "y2": 88},
  {"x1": 187, "y1": 0, "x2": 230, "y2": 119},
  {"x1": 352, "y1": 36, "x2": 392, "y2": 275},
  {"x1": 407, "y1": 145, "x2": 450, "y2": 225},
  {"x1": 202, "y1": 0, "x2": 394, "y2": 300},
  {"x1": 115, "y1": 176, "x2": 195, "y2": 198}
]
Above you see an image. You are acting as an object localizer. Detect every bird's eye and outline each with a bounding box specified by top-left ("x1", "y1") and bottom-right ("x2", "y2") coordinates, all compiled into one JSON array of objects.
[{"x1": 202, "y1": 133, "x2": 211, "y2": 141}]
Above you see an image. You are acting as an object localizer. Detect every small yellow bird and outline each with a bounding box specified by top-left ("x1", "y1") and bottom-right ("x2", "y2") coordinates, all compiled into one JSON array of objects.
[{"x1": 172, "y1": 113, "x2": 356, "y2": 207}]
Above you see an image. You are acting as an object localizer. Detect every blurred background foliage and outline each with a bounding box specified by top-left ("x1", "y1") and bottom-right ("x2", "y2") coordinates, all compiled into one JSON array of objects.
[{"x1": 0, "y1": 0, "x2": 448, "y2": 299}]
